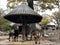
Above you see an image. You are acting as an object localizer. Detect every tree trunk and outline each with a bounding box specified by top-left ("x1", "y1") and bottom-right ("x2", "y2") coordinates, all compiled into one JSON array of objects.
[{"x1": 27, "y1": 0, "x2": 34, "y2": 9}]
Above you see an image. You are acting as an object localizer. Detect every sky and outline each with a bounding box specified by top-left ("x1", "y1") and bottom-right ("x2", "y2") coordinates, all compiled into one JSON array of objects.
[{"x1": 0, "y1": 0, "x2": 7, "y2": 10}]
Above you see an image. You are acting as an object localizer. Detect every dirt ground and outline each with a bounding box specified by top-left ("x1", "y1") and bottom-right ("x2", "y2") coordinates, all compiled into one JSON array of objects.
[{"x1": 0, "y1": 36, "x2": 60, "y2": 45}]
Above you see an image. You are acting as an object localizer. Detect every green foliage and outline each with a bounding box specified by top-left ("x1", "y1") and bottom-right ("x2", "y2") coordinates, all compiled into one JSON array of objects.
[
  {"x1": 38, "y1": 0, "x2": 56, "y2": 3},
  {"x1": 40, "y1": 4, "x2": 47, "y2": 9},
  {"x1": 0, "y1": 16, "x2": 11, "y2": 31},
  {"x1": 7, "y1": 0, "x2": 56, "y2": 9},
  {"x1": 40, "y1": 4, "x2": 54, "y2": 10},
  {"x1": 53, "y1": 12, "x2": 60, "y2": 25},
  {"x1": 7, "y1": 0, "x2": 22, "y2": 9},
  {"x1": 39, "y1": 15, "x2": 52, "y2": 26},
  {"x1": 46, "y1": 4, "x2": 54, "y2": 10},
  {"x1": 7, "y1": 0, "x2": 22, "y2": 2},
  {"x1": 7, "y1": 1, "x2": 17, "y2": 9},
  {"x1": 7, "y1": 0, "x2": 15, "y2": 2}
]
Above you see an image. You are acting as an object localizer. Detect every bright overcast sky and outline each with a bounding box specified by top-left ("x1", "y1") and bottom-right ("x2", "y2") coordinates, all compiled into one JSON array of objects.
[{"x1": 0, "y1": 0, "x2": 7, "y2": 10}]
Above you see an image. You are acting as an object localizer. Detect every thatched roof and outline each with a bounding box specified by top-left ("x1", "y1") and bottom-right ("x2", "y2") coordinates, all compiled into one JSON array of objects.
[{"x1": 4, "y1": 3, "x2": 42, "y2": 24}]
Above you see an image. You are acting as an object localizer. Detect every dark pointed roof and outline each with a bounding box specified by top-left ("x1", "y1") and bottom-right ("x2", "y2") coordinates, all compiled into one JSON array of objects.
[{"x1": 4, "y1": 3, "x2": 42, "y2": 24}]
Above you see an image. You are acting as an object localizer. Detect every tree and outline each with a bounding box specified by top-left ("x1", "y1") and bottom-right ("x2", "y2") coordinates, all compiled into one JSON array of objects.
[
  {"x1": 7, "y1": 0, "x2": 21, "y2": 9},
  {"x1": 39, "y1": 15, "x2": 53, "y2": 37},
  {"x1": 27, "y1": 0, "x2": 34, "y2": 9},
  {"x1": 0, "y1": 8, "x2": 11, "y2": 31},
  {"x1": 0, "y1": 8, "x2": 4, "y2": 16},
  {"x1": 53, "y1": 12, "x2": 60, "y2": 26},
  {"x1": 7, "y1": 0, "x2": 24, "y2": 9},
  {"x1": 38, "y1": 0, "x2": 56, "y2": 3},
  {"x1": 7, "y1": 0, "x2": 57, "y2": 10},
  {"x1": 39, "y1": 15, "x2": 52, "y2": 27},
  {"x1": 0, "y1": 16, "x2": 11, "y2": 31}
]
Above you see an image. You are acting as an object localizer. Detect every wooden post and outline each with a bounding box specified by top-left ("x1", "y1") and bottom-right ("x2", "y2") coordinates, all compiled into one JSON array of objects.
[{"x1": 22, "y1": 24, "x2": 26, "y2": 41}]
